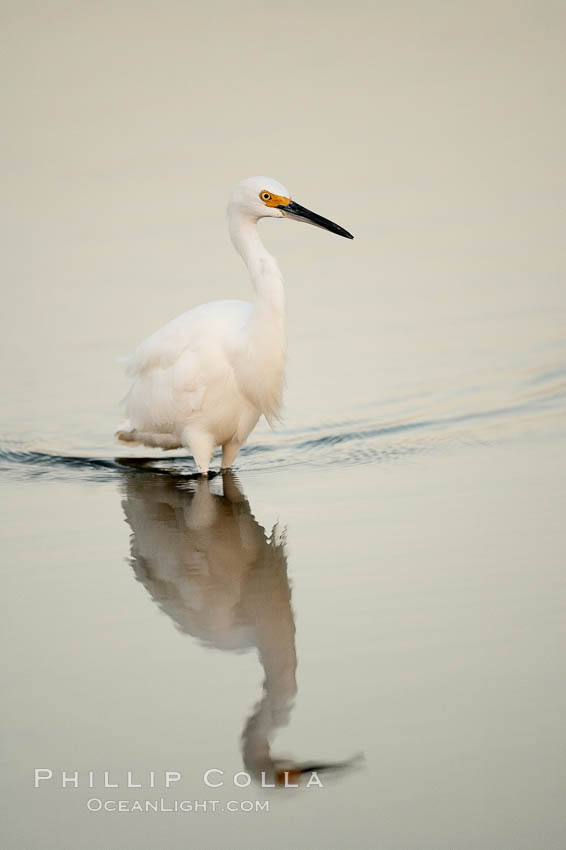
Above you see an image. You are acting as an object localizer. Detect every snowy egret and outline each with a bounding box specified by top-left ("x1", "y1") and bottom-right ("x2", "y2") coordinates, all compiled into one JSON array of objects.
[{"x1": 116, "y1": 176, "x2": 353, "y2": 473}]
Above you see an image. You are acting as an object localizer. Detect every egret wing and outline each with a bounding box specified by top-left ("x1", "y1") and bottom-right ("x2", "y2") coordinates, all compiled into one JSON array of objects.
[{"x1": 120, "y1": 300, "x2": 251, "y2": 435}]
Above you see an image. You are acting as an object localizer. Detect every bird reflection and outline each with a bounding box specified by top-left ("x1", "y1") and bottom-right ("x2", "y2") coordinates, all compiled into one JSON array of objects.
[{"x1": 120, "y1": 470, "x2": 355, "y2": 786}]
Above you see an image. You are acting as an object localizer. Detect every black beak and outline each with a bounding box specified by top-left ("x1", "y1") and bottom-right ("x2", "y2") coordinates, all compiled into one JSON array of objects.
[{"x1": 277, "y1": 200, "x2": 354, "y2": 239}]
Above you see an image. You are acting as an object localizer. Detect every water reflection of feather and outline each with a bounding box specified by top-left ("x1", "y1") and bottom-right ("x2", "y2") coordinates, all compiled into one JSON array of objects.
[{"x1": 121, "y1": 471, "x2": 358, "y2": 787}]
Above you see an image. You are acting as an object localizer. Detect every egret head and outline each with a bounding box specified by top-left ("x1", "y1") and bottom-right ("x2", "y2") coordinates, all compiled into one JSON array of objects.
[{"x1": 228, "y1": 176, "x2": 354, "y2": 239}]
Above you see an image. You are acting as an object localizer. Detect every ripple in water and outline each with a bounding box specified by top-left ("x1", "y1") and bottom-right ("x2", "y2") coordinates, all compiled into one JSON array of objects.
[{"x1": 1, "y1": 352, "x2": 565, "y2": 483}]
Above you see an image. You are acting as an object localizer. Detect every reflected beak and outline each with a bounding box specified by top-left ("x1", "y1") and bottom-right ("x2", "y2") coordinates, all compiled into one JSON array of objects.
[{"x1": 277, "y1": 200, "x2": 354, "y2": 239}]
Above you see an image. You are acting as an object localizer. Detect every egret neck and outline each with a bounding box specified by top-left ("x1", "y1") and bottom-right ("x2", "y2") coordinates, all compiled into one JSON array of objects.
[
  {"x1": 228, "y1": 207, "x2": 286, "y2": 425},
  {"x1": 228, "y1": 210, "x2": 285, "y2": 317}
]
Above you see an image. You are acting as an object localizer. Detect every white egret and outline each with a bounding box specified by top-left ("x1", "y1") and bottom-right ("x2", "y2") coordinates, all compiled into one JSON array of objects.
[{"x1": 116, "y1": 176, "x2": 353, "y2": 473}]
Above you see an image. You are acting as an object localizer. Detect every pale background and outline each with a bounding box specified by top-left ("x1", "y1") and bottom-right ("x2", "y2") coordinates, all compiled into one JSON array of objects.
[{"x1": 1, "y1": 1, "x2": 565, "y2": 848}]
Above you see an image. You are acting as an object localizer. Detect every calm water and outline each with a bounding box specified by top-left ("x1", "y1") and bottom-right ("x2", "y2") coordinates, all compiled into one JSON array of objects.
[{"x1": 2, "y1": 2, "x2": 566, "y2": 848}]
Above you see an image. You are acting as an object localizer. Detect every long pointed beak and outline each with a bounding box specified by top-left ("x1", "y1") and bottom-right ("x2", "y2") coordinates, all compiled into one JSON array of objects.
[{"x1": 278, "y1": 200, "x2": 354, "y2": 239}]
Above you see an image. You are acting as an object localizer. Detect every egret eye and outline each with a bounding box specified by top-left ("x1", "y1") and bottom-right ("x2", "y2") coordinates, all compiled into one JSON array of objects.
[{"x1": 260, "y1": 192, "x2": 272, "y2": 202}]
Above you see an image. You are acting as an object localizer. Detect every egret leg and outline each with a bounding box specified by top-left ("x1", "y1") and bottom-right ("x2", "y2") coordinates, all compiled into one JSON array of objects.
[
  {"x1": 182, "y1": 427, "x2": 214, "y2": 475},
  {"x1": 221, "y1": 440, "x2": 241, "y2": 471}
]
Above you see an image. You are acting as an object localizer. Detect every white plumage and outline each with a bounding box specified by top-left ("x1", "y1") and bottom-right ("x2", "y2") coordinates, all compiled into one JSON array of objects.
[{"x1": 116, "y1": 176, "x2": 353, "y2": 473}]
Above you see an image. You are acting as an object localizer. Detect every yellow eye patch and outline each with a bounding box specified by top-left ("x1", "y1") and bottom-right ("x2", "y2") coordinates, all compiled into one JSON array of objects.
[{"x1": 259, "y1": 190, "x2": 291, "y2": 208}]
